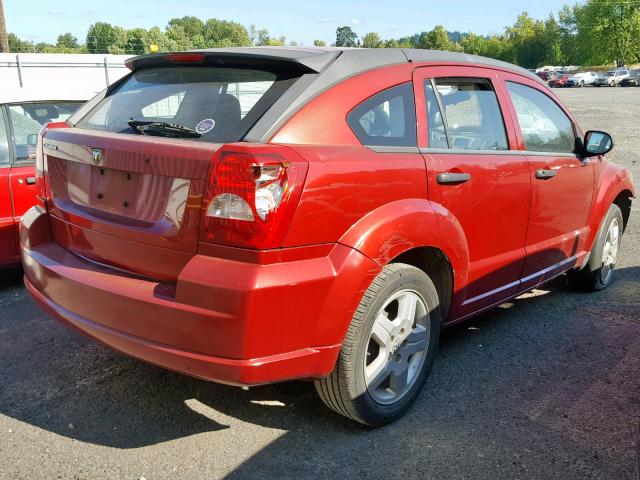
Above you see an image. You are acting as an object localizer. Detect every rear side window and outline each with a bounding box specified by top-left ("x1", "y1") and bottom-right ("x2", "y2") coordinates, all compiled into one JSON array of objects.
[
  {"x1": 424, "y1": 78, "x2": 509, "y2": 151},
  {"x1": 347, "y1": 83, "x2": 416, "y2": 147},
  {"x1": 78, "y1": 67, "x2": 298, "y2": 143},
  {"x1": 506, "y1": 82, "x2": 575, "y2": 154}
]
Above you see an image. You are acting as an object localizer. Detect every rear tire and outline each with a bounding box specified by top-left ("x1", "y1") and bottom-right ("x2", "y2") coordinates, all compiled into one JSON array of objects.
[
  {"x1": 567, "y1": 204, "x2": 623, "y2": 291},
  {"x1": 315, "y1": 263, "x2": 441, "y2": 426}
]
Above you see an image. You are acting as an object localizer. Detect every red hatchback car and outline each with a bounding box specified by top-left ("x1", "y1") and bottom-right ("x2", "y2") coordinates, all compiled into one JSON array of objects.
[
  {"x1": 21, "y1": 48, "x2": 634, "y2": 425},
  {"x1": 549, "y1": 73, "x2": 570, "y2": 88},
  {"x1": 1, "y1": 93, "x2": 83, "y2": 267}
]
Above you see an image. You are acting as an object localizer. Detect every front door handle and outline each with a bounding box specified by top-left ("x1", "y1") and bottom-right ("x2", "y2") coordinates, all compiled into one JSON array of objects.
[
  {"x1": 535, "y1": 169, "x2": 558, "y2": 180},
  {"x1": 25, "y1": 176, "x2": 36, "y2": 185},
  {"x1": 436, "y1": 172, "x2": 471, "y2": 185}
]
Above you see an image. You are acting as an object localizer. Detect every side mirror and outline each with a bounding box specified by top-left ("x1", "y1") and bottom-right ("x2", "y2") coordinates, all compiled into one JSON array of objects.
[
  {"x1": 580, "y1": 130, "x2": 613, "y2": 157},
  {"x1": 27, "y1": 134, "x2": 38, "y2": 146}
]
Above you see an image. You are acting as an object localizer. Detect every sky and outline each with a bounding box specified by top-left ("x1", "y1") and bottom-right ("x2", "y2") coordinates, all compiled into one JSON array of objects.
[{"x1": 5, "y1": 0, "x2": 570, "y2": 45}]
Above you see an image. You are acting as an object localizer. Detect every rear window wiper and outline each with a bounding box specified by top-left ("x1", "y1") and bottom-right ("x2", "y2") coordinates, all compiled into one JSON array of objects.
[{"x1": 127, "y1": 120, "x2": 202, "y2": 139}]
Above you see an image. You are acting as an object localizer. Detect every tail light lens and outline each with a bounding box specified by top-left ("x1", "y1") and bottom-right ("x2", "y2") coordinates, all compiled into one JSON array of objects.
[
  {"x1": 36, "y1": 121, "x2": 68, "y2": 207},
  {"x1": 201, "y1": 145, "x2": 308, "y2": 249}
]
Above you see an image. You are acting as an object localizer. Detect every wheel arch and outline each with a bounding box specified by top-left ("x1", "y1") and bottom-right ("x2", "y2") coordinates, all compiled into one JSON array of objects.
[
  {"x1": 339, "y1": 198, "x2": 468, "y2": 322},
  {"x1": 613, "y1": 189, "x2": 633, "y2": 232},
  {"x1": 586, "y1": 163, "x2": 635, "y2": 251},
  {"x1": 390, "y1": 247, "x2": 454, "y2": 321}
]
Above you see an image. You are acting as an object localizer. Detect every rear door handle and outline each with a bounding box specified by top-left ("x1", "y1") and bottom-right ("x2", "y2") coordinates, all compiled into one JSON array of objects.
[
  {"x1": 25, "y1": 176, "x2": 36, "y2": 185},
  {"x1": 535, "y1": 169, "x2": 558, "y2": 180},
  {"x1": 436, "y1": 172, "x2": 471, "y2": 185}
]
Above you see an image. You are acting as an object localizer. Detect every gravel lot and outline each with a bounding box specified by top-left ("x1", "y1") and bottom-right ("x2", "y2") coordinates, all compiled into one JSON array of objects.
[{"x1": 1, "y1": 87, "x2": 639, "y2": 480}]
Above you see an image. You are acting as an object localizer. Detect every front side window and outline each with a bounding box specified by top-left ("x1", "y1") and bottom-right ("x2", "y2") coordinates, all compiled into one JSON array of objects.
[
  {"x1": 78, "y1": 67, "x2": 295, "y2": 143},
  {"x1": 7, "y1": 102, "x2": 82, "y2": 164},
  {"x1": 506, "y1": 82, "x2": 576, "y2": 154},
  {"x1": 347, "y1": 83, "x2": 416, "y2": 147},
  {"x1": 424, "y1": 78, "x2": 509, "y2": 151}
]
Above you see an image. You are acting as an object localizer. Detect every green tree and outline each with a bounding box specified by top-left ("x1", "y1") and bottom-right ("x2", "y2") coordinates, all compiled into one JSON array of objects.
[
  {"x1": 8, "y1": 33, "x2": 35, "y2": 52},
  {"x1": 166, "y1": 24, "x2": 193, "y2": 51},
  {"x1": 542, "y1": 15, "x2": 564, "y2": 65},
  {"x1": 145, "y1": 26, "x2": 171, "y2": 52},
  {"x1": 460, "y1": 32, "x2": 485, "y2": 55},
  {"x1": 313, "y1": 39, "x2": 326, "y2": 47},
  {"x1": 56, "y1": 33, "x2": 79, "y2": 49},
  {"x1": 505, "y1": 12, "x2": 547, "y2": 67},
  {"x1": 575, "y1": 0, "x2": 640, "y2": 66},
  {"x1": 335, "y1": 26, "x2": 358, "y2": 47},
  {"x1": 426, "y1": 25, "x2": 452, "y2": 50},
  {"x1": 266, "y1": 36, "x2": 286, "y2": 46},
  {"x1": 385, "y1": 39, "x2": 400, "y2": 48},
  {"x1": 203, "y1": 19, "x2": 251, "y2": 47},
  {"x1": 168, "y1": 16, "x2": 205, "y2": 40},
  {"x1": 126, "y1": 28, "x2": 148, "y2": 54},
  {"x1": 86, "y1": 22, "x2": 118, "y2": 53},
  {"x1": 362, "y1": 32, "x2": 383, "y2": 48}
]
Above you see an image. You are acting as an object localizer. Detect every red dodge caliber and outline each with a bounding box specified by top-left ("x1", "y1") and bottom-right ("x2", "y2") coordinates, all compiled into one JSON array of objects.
[{"x1": 21, "y1": 48, "x2": 635, "y2": 425}]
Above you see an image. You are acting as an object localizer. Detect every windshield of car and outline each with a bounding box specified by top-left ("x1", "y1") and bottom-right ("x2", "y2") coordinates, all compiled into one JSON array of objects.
[
  {"x1": 7, "y1": 101, "x2": 82, "y2": 163},
  {"x1": 606, "y1": 71, "x2": 616, "y2": 76},
  {"x1": 78, "y1": 66, "x2": 299, "y2": 143}
]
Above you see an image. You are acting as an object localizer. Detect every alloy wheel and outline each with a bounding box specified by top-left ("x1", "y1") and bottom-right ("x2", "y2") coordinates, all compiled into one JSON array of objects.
[
  {"x1": 600, "y1": 218, "x2": 620, "y2": 285},
  {"x1": 364, "y1": 289, "x2": 429, "y2": 405}
]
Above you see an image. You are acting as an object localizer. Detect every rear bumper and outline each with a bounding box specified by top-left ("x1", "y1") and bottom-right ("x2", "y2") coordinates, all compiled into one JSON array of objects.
[{"x1": 21, "y1": 207, "x2": 379, "y2": 385}]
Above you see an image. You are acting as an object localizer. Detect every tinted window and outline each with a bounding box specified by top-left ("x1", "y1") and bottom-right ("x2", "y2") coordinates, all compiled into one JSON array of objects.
[
  {"x1": 0, "y1": 110, "x2": 9, "y2": 166},
  {"x1": 425, "y1": 78, "x2": 508, "y2": 151},
  {"x1": 347, "y1": 83, "x2": 416, "y2": 147},
  {"x1": 78, "y1": 67, "x2": 294, "y2": 143},
  {"x1": 8, "y1": 102, "x2": 82, "y2": 164},
  {"x1": 506, "y1": 82, "x2": 575, "y2": 154}
]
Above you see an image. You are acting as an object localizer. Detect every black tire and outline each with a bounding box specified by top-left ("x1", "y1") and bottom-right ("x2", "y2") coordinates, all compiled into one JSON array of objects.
[
  {"x1": 567, "y1": 204, "x2": 624, "y2": 291},
  {"x1": 315, "y1": 263, "x2": 441, "y2": 426},
  {"x1": 580, "y1": 80, "x2": 585, "y2": 88}
]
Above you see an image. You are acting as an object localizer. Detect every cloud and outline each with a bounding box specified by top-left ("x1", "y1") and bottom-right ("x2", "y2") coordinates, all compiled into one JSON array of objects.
[{"x1": 351, "y1": 18, "x2": 359, "y2": 25}]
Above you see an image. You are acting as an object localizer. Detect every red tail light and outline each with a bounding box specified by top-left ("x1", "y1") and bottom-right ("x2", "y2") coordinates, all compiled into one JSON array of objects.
[
  {"x1": 36, "y1": 121, "x2": 68, "y2": 207},
  {"x1": 201, "y1": 145, "x2": 308, "y2": 249}
]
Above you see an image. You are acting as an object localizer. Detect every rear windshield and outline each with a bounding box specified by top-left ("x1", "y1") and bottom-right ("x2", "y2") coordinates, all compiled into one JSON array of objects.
[{"x1": 77, "y1": 67, "x2": 299, "y2": 143}]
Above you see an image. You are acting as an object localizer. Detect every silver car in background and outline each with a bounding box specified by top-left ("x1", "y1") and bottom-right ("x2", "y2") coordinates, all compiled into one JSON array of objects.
[{"x1": 594, "y1": 68, "x2": 630, "y2": 86}]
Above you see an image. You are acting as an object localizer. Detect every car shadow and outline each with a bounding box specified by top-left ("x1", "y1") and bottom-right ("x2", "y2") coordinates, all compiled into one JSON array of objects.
[
  {"x1": 1, "y1": 266, "x2": 638, "y2": 477},
  {"x1": 0, "y1": 266, "x2": 24, "y2": 288}
]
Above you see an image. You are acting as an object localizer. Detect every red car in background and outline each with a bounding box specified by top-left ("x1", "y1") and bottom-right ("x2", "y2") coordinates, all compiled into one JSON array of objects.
[
  {"x1": 549, "y1": 73, "x2": 571, "y2": 87},
  {"x1": 21, "y1": 48, "x2": 635, "y2": 425},
  {"x1": 1, "y1": 91, "x2": 83, "y2": 267}
]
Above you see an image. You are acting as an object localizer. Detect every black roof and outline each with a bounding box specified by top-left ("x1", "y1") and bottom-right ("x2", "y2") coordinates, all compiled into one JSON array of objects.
[{"x1": 127, "y1": 46, "x2": 542, "y2": 83}]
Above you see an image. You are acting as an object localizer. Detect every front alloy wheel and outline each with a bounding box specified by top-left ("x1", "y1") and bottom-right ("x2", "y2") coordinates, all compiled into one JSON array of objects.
[
  {"x1": 568, "y1": 203, "x2": 624, "y2": 291},
  {"x1": 600, "y1": 217, "x2": 620, "y2": 285}
]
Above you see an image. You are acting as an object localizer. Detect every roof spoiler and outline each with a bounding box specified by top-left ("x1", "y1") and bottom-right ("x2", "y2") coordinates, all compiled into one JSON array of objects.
[{"x1": 125, "y1": 48, "x2": 341, "y2": 74}]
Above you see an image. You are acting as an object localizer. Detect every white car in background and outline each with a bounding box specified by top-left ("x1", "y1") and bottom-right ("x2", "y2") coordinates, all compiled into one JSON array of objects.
[{"x1": 566, "y1": 71, "x2": 598, "y2": 87}]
